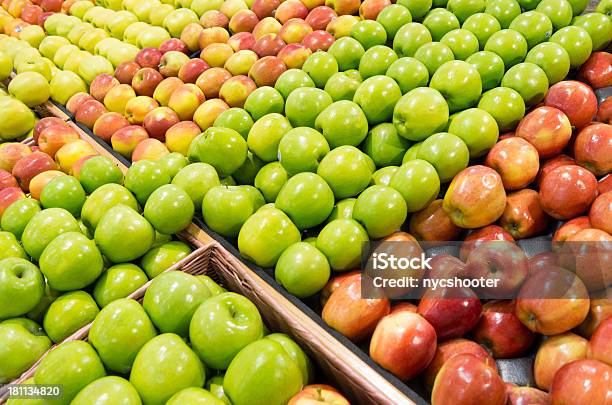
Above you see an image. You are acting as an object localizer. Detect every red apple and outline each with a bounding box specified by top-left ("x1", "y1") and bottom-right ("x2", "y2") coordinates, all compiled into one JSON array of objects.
[
  {"x1": 544, "y1": 80, "x2": 598, "y2": 129},
  {"x1": 577, "y1": 52, "x2": 612, "y2": 90},
  {"x1": 253, "y1": 33, "x2": 286, "y2": 57},
  {"x1": 472, "y1": 300, "x2": 535, "y2": 359},
  {"x1": 505, "y1": 385, "x2": 550, "y2": 405},
  {"x1": 111, "y1": 125, "x2": 149, "y2": 158},
  {"x1": 539, "y1": 165, "x2": 598, "y2": 220},
  {"x1": 135, "y1": 47, "x2": 163, "y2": 69},
  {"x1": 89, "y1": 73, "x2": 119, "y2": 102},
  {"x1": 319, "y1": 270, "x2": 360, "y2": 307},
  {"x1": 11, "y1": 151, "x2": 58, "y2": 191},
  {"x1": 578, "y1": 297, "x2": 612, "y2": 338},
  {"x1": 528, "y1": 252, "x2": 559, "y2": 275},
  {"x1": 288, "y1": 385, "x2": 349, "y2": 405},
  {"x1": 276, "y1": 0, "x2": 309, "y2": 24},
  {"x1": 516, "y1": 266, "x2": 590, "y2": 335},
  {"x1": 280, "y1": 18, "x2": 313, "y2": 44},
  {"x1": 0, "y1": 143, "x2": 32, "y2": 173},
  {"x1": 159, "y1": 39, "x2": 189, "y2": 55},
  {"x1": 322, "y1": 273, "x2": 390, "y2": 342},
  {"x1": 200, "y1": 10, "x2": 229, "y2": 29},
  {"x1": 369, "y1": 311, "x2": 437, "y2": 380},
  {"x1": 219, "y1": 75, "x2": 257, "y2": 108},
  {"x1": 37, "y1": 11, "x2": 53, "y2": 27},
  {"x1": 181, "y1": 23, "x2": 205, "y2": 53},
  {"x1": 500, "y1": 189, "x2": 549, "y2": 239},
  {"x1": 248, "y1": 55, "x2": 287, "y2": 87},
  {"x1": 92, "y1": 112, "x2": 130, "y2": 142},
  {"x1": 229, "y1": 9, "x2": 259, "y2": 33},
  {"x1": 132, "y1": 68, "x2": 164, "y2": 98},
  {"x1": 75, "y1": 99, "x2": 108, "y2": 129},
  {"x1": 426, "y1": 255, "x2": 467, "y2": 281},
  {"x1": 597, "y1": 97, "x2": 612, "y2": 124},
  {"x1": 195, "y1": 67, "x2": 232, "y2": 99},
  {"x1": 66, "y1": 92, "x2": 95, "y2": 115},
  {"x1": 599, "y1": 175, "x2": 612, "y2": 195},
  {"x1": 178, "y1": 59, "x2": 210, "y2": 84},
  {"x1": 515, "y1": 106, "x2": 572, "y2": 158},
  {"x1": 0, "y1": 169, "x2": 18, "y2": 190},
  {"x1": 131, "y1": 138, "x2": 169, "y2": 162},
  {"x1": 460, "y1": 225, "x2": 514, "y2": 261},
  {"x1": 41, "y1": 0, "x2": 61, "y2": 12},
  {"x1": 125, "y1": 96, "x2": 159, "y2": 125},
  {"x1": 417, "y1": 285, "x2": 482, "y2": 340},
  {"x1": 301, "y1": 30, "x2": 334, "y2": 51},
  {"x1": 143, "y1": 107, "x2": 180, "y2": 142},
  {"x1": 359, "y1": 0, "x2": 391, "y2": 19},
  {"x1": 305, "y1": 6, "x2": 336, "y2": 31},
  {"x1": 153, "y1": 77, "x2": 184, "y2": 107},
  {"x1": 574, "y1": 122, "x2": 612, "y2": 176},
  {"x1": 589, "y1": 192, "x2": 612, "y2": 235},
  {"x1": 552, "y1": 216, "x2": 591, "y2": 246},
  {"x1": 165, "y1": 121, "x2": 202, "y2": 156},
  {"x1": 588, "y1": 317, "x2": 612, "y2": 366},
  {"x1": 33, "y1": 117, "x2": 65, "y2": 143},
  {"x1": 228, "y1": 32, "x2": 256, "y2": 51},
  {"x1": 252, "y1": 16, "x2": 283, "y2": 40},
  {"x1": 251, "y1": 0, "x2": 280, "y2": 19},
  {"x1": 0, "y1": 187, "x2": 26, "y2": 218},
  {"x1": 21, "y1": 3, "x2": 42, "y2": 25},
  {"x1": 38, "y1": 125, "x2": 80, "y2": 158},
  {"x1": 409, "y1": 199, "x2": 462, "y2": 241},
  {"x1": 424, "y1": 338, "x2": 495, "y2": 390},
  {"x1": 431, "y1": 353, "x2": 507, "y2": 405},
  {"x1": 560, "y1": 228, "x2": 612, "y2": 292},
  {"x1": 277, "y1": 43, "x2": 312, "y2": 69},
  {"x1": 535, "y1": 154, "x2": 575, "y2": 187},
  {"x1": 114, "y1": 61, "x2": 141, "y2": 85},
  {"x1": 325, "y1": 0, "x2": 361, "y2": 16},
  {"x1": 485, "y1": 137, "x2": 540, "y2": 191},
  {"x1": 198, "y1": 27, "x2": 230, "y2": 50},
  {"x1": 550, "y1": 359, "x2": 612, "y2": 403}
]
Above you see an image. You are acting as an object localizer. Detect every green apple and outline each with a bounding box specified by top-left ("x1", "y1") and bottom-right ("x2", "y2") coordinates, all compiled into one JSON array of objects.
[
  {"x1": 572, "y1": 12, "x2": 612, "y2": 51},
  {"x1": 413, "y1": 42, "x2": 455, "y2": 76},
  {"x1": 189, "y1": 127, "x2": 247, "y2": 178},
  {"x1": 224, "y1": 339, "x2": 302, "y2": 405},
  {"x1": 1, "y1": 199, "x2": 40, "y2": 240},
  {"x1": 477, "y1": 87, "x2": 526, "y2": 132},
  {"x1": 171, "y1": 163, "x2": 220, "y2": 211},
  {"x1": 35, "y1": 340, "x2": 106, "y2": 405},
  {"x1": 202, "y1": 185, "x2": 263, "y2": 238},
  {"x1": 253, "y1": 162, "x2": 288, "y2": 202},
  {"x1": 275, "y1": 173, "x2": 334, "y2": 230},
  {"x1": 93, "y1": 263, "x2": 148, "y2": 307},
  {"x1": 21, "y1": 208, "x2": 80, "y2": 261},
  {"x1": 143, "y1": 271, "x2": 211, "y2": 337},
  {"x1": 549, "y1": 26, "x2": 593, "y2": 68},
  {"x1": 315, "y1": 100, "x2": 368, "y2": 148},
  {"x1": 139, "y1": 241, "x2": 191, "y2": 279},
  {"x1": 508, "y1": 11, "x2": 553, "y2": 49},
  {"x1": 39, "y1": 232, "x2": 104, "y2": 291},
  {"x1": 90, "y1": 298, "x2": 157, "y2": 374},
  {"x1": 49, "y1": 70, "x2": 88, "y2": 105},
  {"x1": 285, "y1": 87, "x2": 333, "y2": 128},
  {"x1": 429, "y1": 60, "x2": 482, "y2": 113},
  {"x1": 377, "y1": 4, "x2": 413, "y2": 39},
  {"x1": 328, "y1": 37, "x2": 365, "y2": 71},
  {"x1": 353, "y1": 75, "x2": 402, "y2": 125},
  {"x1": 71, "y1": 376, "x2": 142, "y2": 405},
  {"x1": 386, "y1": 57, "x2": 429, "y2": 94},
  {"x1": 130, "y1": 333, "x2": 205, "y2": 405},
  {"x1": 244, "y1": 87, "x2": 284, "y2": 121},
  {"x1": 8, "y1": 72, "x2": 50, "y2": 108},
  {"x1": 447, "y1": 0, "x2": 485, "y2": 23},
  {"x1": 393, "y1": 22, "x2": 432, "y2": 57},
  {"x1": 190, "y1": 292, "x2": 264, "y2": 369},
  {"x1": 447, "y1": 108, "x2": 499, "y2": 157},
  {"x1": 350, "y1": 20, "x2": 387, "y2": 49},
  {"x1": 43, "y1": 291, "x2": 99, "y2": 343},
  {"x1": 371, "y1": 167, "x2": 399, "y2": 186},
  {"x1": 363, "y1": 123, "x2": 410, "y2": 167},
  {"x1": 389, "y1": 159, "x2": 440, "y2": 212},
  {"x1": 535, "y1": 0, "x2": 572, "y2": 31},
  {"x1": 237, "y1": 207, "x2": 301, "y2": 268},
  {"x1": 358, "y1": 45, "x2": 398, "y2": 79},
  {"x1": 247, "y1": 113, "x2": 292, "y2": 162},
  {"x1": 265, "y1": 333, "x2": 312, "y2": 385},
  {"x1": 94, "y1": 205, "x2": 155, "y2": 263},
  {"x1": 397, "y1": 0, "x2": 432, "y2": 20},
  {"x1": 317, "y1": 146, "x2": 372, "y2": 199},
  {"x1": 440, "y1": 29, "x2": 479, "y2": 60},
  {"x1": 462, "y1": 13, "x2": 501, "y2": 48},
  {"x1": 423, "y1": 8, "x2": 460, "y2": 41},
  {"x1": 484, "y1": 29, "x2": 528, "y2": 69},
  {"x1": 163, "y1": 8, "x2": 200, "y2": 37},
  {"x1": 324, "y1": 71, "x2": 362, "y2": 102},
  {"x1": 78, "y1": 156, "x2": 124, "y2": 194},
  {"x1": 0, "y1": 258, "x2": 44, "y2": 320},
  {"x1": 167, "y1": 387, "x2": 224, "y2": 405},
  {"x1": 233, "y1": 152, "x2": 264, "y2": 187},
  {"x1": 524, "y1": 42, "x2": 570, "y2": 85},
  {"x1": 416, "y1": 132, "x2": 469, "y2": 182},
  {"x1": 393, "y1": 87, "x2": 449, "y2": 141},
  {"x1": 107, "y1": 43, "x2": 139, "y2": 68},
  {"x1": 0, "y1": 232, "x2": 27, "y2": 260},
  {"x1": 484, "y1": 0, "x2": 522, "y2": 29},
  {"x1": 352, "y1": 185, "x2": 408, "y2": 239},
  {"x1": 275, "y1": 242, "x2": 330, "y2": 298},
  {"x1": 501, "y1": 62, "x2": 549, "y2": 106},
  {"x1": 274, "y1": 69, "x2": 315, "y2": 100},
  {"x1": 197, "y1": 275, "x2": 226, "y2": 297},
  {"x1": 15, "y1": 58, "x2": 52, "y2": 82},
  {"x1": 0, "y1": 52, "x2": 13, "y2": 81},
  {"x1": 403, "y1": 142, "x2": 423, "y2": 163},
  {"x1": 277, "y1": 127, "x2": 330, "y2": 176},
  {"x1": 214, "y1": 108, "x2": 254, "y2": 140},
  {"x1": 327, "y1": 198, "x2": 356, "y2": 221},
  {"x1": 124, "y1": 160, "x2": 171, "y2": 206},
  {"x1": 106, "y1": 11, "x2": 138, "y2": 39},
  {"x1": 0, "y1": 97, "x2": 36, "y2": 141},
  {"x1": 0, "y1": 319, "x2": 51, "y2": 384},
  {"x1": 465, "y1": 51, "x2": 505, "y2": 91},
  {"x1": 144, "y1": 184, "x2": 194, "y2": 235},
  {"x1": 79, "y1": 29, "x2": 111, "y2": 55},
  {"x1": 81, "y1": 184, "x2": 139, "y2": 231},
  {"x1": 316, "y1": 219, "x2": 368, "y2": 271},
  {"x1": 571, "y1": 0, "x2": 590, "y2": 14},
  {"x1": 40, "y1": 176, "x2": 86, "y2": 218},
  {"x1": 39, "y1": 36, "x2": 70, "y2": 60}
]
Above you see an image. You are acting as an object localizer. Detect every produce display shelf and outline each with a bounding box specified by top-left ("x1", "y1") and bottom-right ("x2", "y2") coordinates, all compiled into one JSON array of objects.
[{"x1": 27, "y1": 100, "x2": 420, "y2": 405}]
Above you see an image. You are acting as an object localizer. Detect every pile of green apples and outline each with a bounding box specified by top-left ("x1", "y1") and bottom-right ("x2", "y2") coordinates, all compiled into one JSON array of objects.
[{"x1": 5, "y1": 272, "x2": 327, "y2": 405}]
